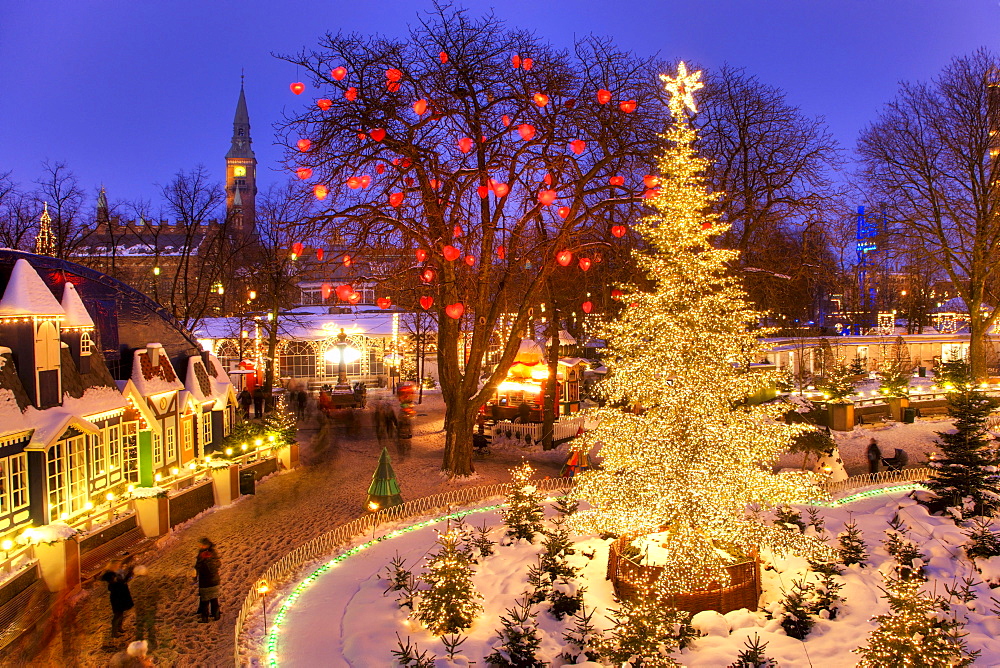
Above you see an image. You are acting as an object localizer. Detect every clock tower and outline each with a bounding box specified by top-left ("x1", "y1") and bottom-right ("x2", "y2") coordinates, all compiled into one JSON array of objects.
[{"x1": 225, "y1": 79, "x2": 257, "y2": 235}]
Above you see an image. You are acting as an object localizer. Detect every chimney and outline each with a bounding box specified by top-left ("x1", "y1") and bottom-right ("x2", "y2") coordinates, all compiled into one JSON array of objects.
[{"x1": 147, "y1": 343, "x2": 161, "y2": 368}]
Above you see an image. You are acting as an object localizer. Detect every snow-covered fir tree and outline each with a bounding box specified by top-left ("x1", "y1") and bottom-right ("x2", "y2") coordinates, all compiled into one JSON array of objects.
[
  {"x1": 838, "y1": 517, "x2": 868, "y2": 567},
  {"x1": 561, "y1": 604, "x2": 604, "y2": 664},
  {"x1": 540, "y1": 518, "x2": 577, "y2": 580},
  {"x1": 569, "y1": 62, "x2": 829, "y2": 594},
  {"x1": 484, "y1": 597, "x2": 544, "y2": 668},
  {"x1": 855, "y1": 574, "x2": 980, "y2": 667},
  {"x1": 597, "y1": 587, "x2": 700, "y2": 667},
  {"x1": 819, "y1": 363, "x2": 856, "y2": 402},
  {"x1": 501, "y1": 463, "x2": 545, "y2": 543},
  {"x1": 924, "y1": 358, "x2": 1000, "y2": 515},
  {"x1": 414, "y1": 530, "x2": 482, "y2": 635},
  {"x1": 965, "y1": 517, "x2": 1000, "y2": 560},
  {"x1": 729, "y1": 634, "x2": 778, "y2": 668}
]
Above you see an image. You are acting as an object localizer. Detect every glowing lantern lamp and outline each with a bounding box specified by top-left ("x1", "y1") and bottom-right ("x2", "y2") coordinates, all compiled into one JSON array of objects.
[
  {"x1": 347, "y1": 177, "x2": 362, "y2": 189},
  {"x1": 376, "y1": 163, "x2": 385, "y2": 174},
  {"x1": 297, "y1": 138, "x2": 311, "y2": 152},
  {"x1": 389, "y1": 192, "x2": 404, "y2": 207},
  {"x1": 494, "y1": 183, "x2": 509, "y2": 198},
  {"x1": 317, "y1": 98, "x2": 333, "y2": 111},
  {"x1": 415, "y1": 249, "x2": 428, "y2": 262},
  {"x1": 347, "y1": 292, "x2": 361, "y2": 305},
  {"x1": 543, "y1": 173, "x2": 553, "y2": 186},
  {"x1": 292, "y1": 242, "x2": 304, "y2": 257},
  {"x1": 442, "y1": 245, "x2": 461, "y2": 262},
  {"x1": 511, "y1": 54, "x2": 521, "y2": 68},
  {"x1": 453, "y1": 225, "x2": 463, "y2": 237},
  {"x1": 345, "y1": 87, "x2": 357, "y2": 101},
  {"x1": 316, "y1": 248, "x2": 325, "y2": 261},
  {"x1": 518, "y1": 124, "x2": 536, "y2": 141},
  {"x1": 331, "y1": 66, "x2": 347, "y2": 81},
  {"x1": 458, "y1": 137, "x2": 473, "y2": 153},
  {"x1": 643, "y1": 175, "x2": 660, "y2": 188},
  {"x1": 611, "y1": 225, "x2": 627, "y2": 238},
  {"x1": 335, "y1": 284, "x2": 354, "y2": 301},
  {"x1": 619, "y1": 100, "x2": 637, "y2": 113},
  {"x1": 360, "y1": 175, "x2": 371, "y2": 188},
  {"x1": 556, "y1": 250, "x2": 573, "y2": 266},
  {"x1": 313, "y1": 184, "x2": 329, "y2": 200},
  {"x1": 419, "y1": 295, "x2": 434, "y2": 310},
  {"x1": 464, "y1": 255, "x2": 476, "y2": 266},
  {"x1": 582, "y1": 300, "x2": 593, "y2": 313},
  {"x1": 321, "y1": 283, "x2": 333, "y2": 300},
  {"x1": 445, "y1": 302, "x2": 465, "y2": 319},
  {"x1": 522, "y1": 58, "x2": 533, "y2": 70},
  {"x1": 569, "y1": 139, "x2": 586, "y2": 155},
  {"x1": 579, "y1": 257, "x2": 592, "y2": 271},
  {"x1": 343, "y1": 254, "x2": 352, "y2": 267},
  {"x1": 611, "y1": 288, "x2": 623, "y2": 299},
  {"x1": 557, "y1": 206, "x2": 570, "y2": 219},
  {"x1": 421, "y1": 268, "x2": 435, "y2": 283},
  {"x1": 477, "y1": 186, "x2": 489, "y2": 199},
  {"x1": 370, "y1": 128, "x2": 386, "y2": 142},
  {"x1": 386, "y1": 68, "x2": 402, "y2": 82},
  {"x1": 643, "y1": 188, "x2": 659, "y2": 199},
  {"x1": 609, "y1": 176, "x2": 625, "y2": 186},
  {"x1": 702, "y1": 221, "x2": 712, "y2": 230},
  {"x1": 596, "y1": 89, "x2": 612, "y2": 104},
  {"x1": 538, "y1": 190, "x2": 557, "y2": 206},
  {"x1": 533, "y1": 93, "x2": 549, "y2": 107},
  {"x1": 439, "y1": 51, "x2": 448, "y2": 63},
  {"x1": 502, "y1": 114, "x2": 511, "y2": 127},
  {"x1": 377, "y1": 297, "x2": 392, "y2": 309},
  {"x1": 413, "y1": 99, "x2": 428, "y2": 115},
  {"x1": 296, "y1": 167, "x2": 313, "y2": 180},
  {"x1": 497, "y1": 245, "x2": 506, "y2": 260},
  {"x1": 290, "y1": 82, "x2": 305, "y2": 95},
  {"x1": 387, "y1": 81, "x2": 400, "y2": 92}
]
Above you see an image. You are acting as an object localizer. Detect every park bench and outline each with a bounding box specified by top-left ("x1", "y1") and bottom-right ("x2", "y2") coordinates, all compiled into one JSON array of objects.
[{"x1": 859, "y1": 413, "x2": 886, "y2": 426}]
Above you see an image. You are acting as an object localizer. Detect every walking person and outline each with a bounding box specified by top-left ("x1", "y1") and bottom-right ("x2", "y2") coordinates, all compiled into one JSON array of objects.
[
  {"x1": 101, "y1": 556, "x2": 136, "y2": 637},
  {"x1": 237, "y1": 389, "x2": 252, "y2": 419},
  {"x1": 867, "y1": 438, "x2": 881, "y2": 475},
  {"x1": 252, "y1": 387, "x2": 264, "y2": 419},
  {"x1": 194, "y1": 537, "x2": 222, "y2": 623},
  {"x1": 295, "y1": 389, "x2": 308, "y2": 419}
]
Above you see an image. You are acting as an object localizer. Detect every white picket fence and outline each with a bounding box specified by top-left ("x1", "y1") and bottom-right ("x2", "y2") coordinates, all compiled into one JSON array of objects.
[{"x1": 491, "y1": 416, "x2": 586, "y2": 445}]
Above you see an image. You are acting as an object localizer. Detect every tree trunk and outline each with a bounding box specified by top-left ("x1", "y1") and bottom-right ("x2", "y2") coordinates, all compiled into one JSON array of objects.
[
  {"x1": 541, "y1": 299, "x2": 560, "y2": 451},
  {"x1": 441, "y1": 407, "x2": 475, "y2": 476},
  {"x1": 970, "y1": 317, "x2": 988, "y2": 380},
  {"x1": 264, "y1": 305, "x2": 279, "y2": 395}
]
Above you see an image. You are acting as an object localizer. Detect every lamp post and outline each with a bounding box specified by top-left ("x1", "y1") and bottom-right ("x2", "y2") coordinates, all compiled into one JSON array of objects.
[
  {"x1": 335, "y1": 329, "x2": 350, "y2": 390},
  {"x1": 384, "y1": 351, "x2": 402, "y2": 393},
  {"x1": 257, "y1": 580, "x2": 270, "y2": 634}
]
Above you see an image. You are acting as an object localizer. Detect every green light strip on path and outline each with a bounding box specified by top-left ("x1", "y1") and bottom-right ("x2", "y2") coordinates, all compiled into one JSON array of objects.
[{"x1": 261, "y1": 484, "x2": 924, "y2": 666}]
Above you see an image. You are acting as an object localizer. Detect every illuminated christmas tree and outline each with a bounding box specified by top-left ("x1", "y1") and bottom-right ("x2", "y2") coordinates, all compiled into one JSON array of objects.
[
  {"x1": 414, "y1": 530, "x2": 483, "y2": 635},
  {"x1": 570, "y1": 62, "x2": 829, "y2": 594}
]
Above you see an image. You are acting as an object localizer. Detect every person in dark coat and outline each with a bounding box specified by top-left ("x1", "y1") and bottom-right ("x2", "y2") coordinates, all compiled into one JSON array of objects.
[
  {"x1": 251, "y1": 387, "x2": 265, "y2": 419},
  {"x1": 867, "y1": 438, "x2": 881, "y2": 474},
  {"x1": 295, "y1": 389, "x2": 308, "y2": 419},
  {"x1": 194, "y1": 537, "x2": 222, "y2": 622},
  {"x1": 237, "y1": 389, "x2": 252, "y2": 418},
  {"x1": 101, "y1": 557, "x2": 135, "y2": 636}
]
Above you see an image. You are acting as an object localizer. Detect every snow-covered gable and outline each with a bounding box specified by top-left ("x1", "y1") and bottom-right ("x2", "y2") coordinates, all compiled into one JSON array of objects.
[
  {"x1": 130, "y1": 344, "x2": 184, "y2": 396},
  {"x1": 60, "y1": 281, "x2": 94, "y2": 328},
  {"x1": 0, "y1": 259, "x2": 65, "y2": 317},
  {"x1": 23, "y1": 386, "x2": 126, "y2": 448},
  {"x1": 185, "y1": 353, "x2": 235, "y2": 409},
  {"x1": 0, "y1": 388, "x2": 30, "y2": 437}
]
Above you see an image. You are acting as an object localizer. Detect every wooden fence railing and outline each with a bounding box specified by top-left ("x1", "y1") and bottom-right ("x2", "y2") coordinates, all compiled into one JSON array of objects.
[{"x1": 491, "y1": 417, "x2": 586, "y2": 444}]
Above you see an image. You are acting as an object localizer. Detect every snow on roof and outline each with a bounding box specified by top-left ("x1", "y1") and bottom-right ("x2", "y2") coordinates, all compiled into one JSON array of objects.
[
  {"x1": 546, "y1": 330, "x2": 577, "y2": 346},
  {"x1": 60, "y1": 281, "x2": 95, "y2": 328},
  {"x1": 185, "y1": 353, "x2": 234, "y2": 409},
  {"x1": 23, "y1": 386, "x2": 126, "y2": 448},
  {"x1": 194, "y1": 311, "x2": 401, "y2": 341},
  {"x1": 0, "y1": 388, "x2": 30, "y2": 436},
  {"x1": 130, "y1": 348, "x2": 184, "y2": 396},
  {"x1": 0, "y1": 259, "x2": 65, "y2": 317}
]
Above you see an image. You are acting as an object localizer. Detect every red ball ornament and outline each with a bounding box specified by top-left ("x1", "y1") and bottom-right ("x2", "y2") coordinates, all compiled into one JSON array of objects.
[
  {"x1": 316, "y1": 98, "x2": 333, "y2": 111},
  {"x1": 611, "y1": 224, "x2": 627, "y2": 238},
  {"x1": 377, "y1": 297, "x2": 392, "y2": 309},
  {"x1": 313, "y1": 184, "x2": 329, "y2": 200},
  {"x1": 442, "y1": 245, "x2": 461, "y2": 262},
  {"x1": 556, "y1": 250, "x2": 573, "y2": 266},
  {"x1": 518, "y1": 124, "x2": 536, "y2": 141},
  {"x1": 416, "y1": 249, "x2": 428, "y2": 262},
  {"x1": 386, "y1": 68, "x2": 402, "y2": 82},
  {"x1": 643, "y1": 175, "x2": 660, "y2": 188},
  {"x1": 347, "y1": 177, "x2": 362, "y2": 189},
  {"x1": 331, "y1": 66, "x2": 347, "y2": 81},
  {"x1": 464, "y1": 255, "x2": 476, "y2": 266},
  {"x1": 596, "y1": 89, "x2": 612, "y2": 104},
  {"x1": 494, "y1": 183, "x2": 509, "y2": 198},
  {"x1": 376, "y1": 163, "x2": 385, "y2": 174},
  {"x1": 609, "y1": 176, "x2": 625, "y2": 186},
  {"x1": 453, "y1": 225, "x2": 463, "y2": 237},
  {"x1": 611, "y1": 288, "x2": 623, "y2": 299},
  {"x1": 578, "y1": 257, "x2": 592, "y2": 272},
  {"x1": 413, "y1": 99, "x2": 428, "y2": 115},
  {"x1": 345, "y1": 87, "x2": 357, "y2": 101},
  {"x1": 702, "y1": 221, "x2": 712, "y2": 230},
  {"x1": 458, "y1": 137, "x2": 473, "y2": 153},
  {"x1": 296, "y1": 139, "x2": 311, "y2": 152},
  {"x1": 643, "y1": 188, "x2": 660, "y2": 199},
  {"x1": 557, "y1": 206, "x2": 570, "y2": 219},
  {"x1": 569, "y1": 139, "x2": 586, "y2": 155},
  {"x1": 370, "y1": 128, "x2": 386, "y2": 142},
  {"x1": 619, "y1": 100, "x2": 637, "y2": 113},
  {"x1": 419, "y1": 295, "x2": 434, "y2": 310},
  {"x1": 296, "y1": 167, "x2": 313, "y2": 180},
  {"x1": 538, "y1": 190, "x2": 557, "y2": 206},
  {"x1": 533, "y1": 93, "x2": 549, "y2": 107},
  {"x1": 335, "y1": 284, "x2": 354, "y2": 301},
  {"x1": 445, "y1": 302, "x2": 465, "y2": 319},
  {"x1": 581, "y1": 300, "x2": 593, "y2": 314},
  {"x1": 421, "y1": 268, "x2": 435, "y2": 283},
  {"x1": 290, "y1": 82, "x2": 305, "y2": 95},
  {"x1": 389, "y1": 192, "x2": 404, "y2": 207},
  {"x1": 360, "y1": 175, "x2": 371, "y2": 189}
]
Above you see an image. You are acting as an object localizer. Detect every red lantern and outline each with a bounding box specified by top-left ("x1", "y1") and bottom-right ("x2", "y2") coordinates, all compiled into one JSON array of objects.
[
  {"x1": 292, "y1": 242, "x2": 304, "y2": 257},
  {"x1": 442, "y1": 245, "x2": 461, "y2": 262},
  {"x1": 702, "y1": 221, "x2": 712, "y2": 231},
  {"x1": 401, "y1": 158, "x2": 411, "y2": 169},
  {"x1": 557, "y1": 206, "x2": 570, "y2": 219},
  {"x1": 533, "y1": 93, "x2": 549, "y2": 107},
  {"x1": 347, "y1": 177, "x2": 362, "y2": 189},
  {"x1": 430, "y1": 179, "x2": 441, "y2": 190},
  {"x1": 316, "y1": 248, "x2": 325, "y2": 261},
  {"x1": 342, "y1": 255, "x2": 353, "y2": 267},
  {"x1": 611, "y1": 288, "x2": 623, "y2": 299},
  {"x1": 522, "y1": 58, "x2": 533, "y2": 70},
  {"x1": 556, "y1": 250, "x2": 573, "y2": 266},
  {"x1": 313, "y1": 184, "x2": 329, "y2": 200},
  {"x1": 376, "y1": 163, "x2": 385, "y2": 174},
  {"x1": 643, "y1": 188, "x2": 660, "y2": 199},
  {"x1": 543, "y1": 173, "x2": 553, "y2": 186},
  {"x1": 331, "y1": 66, "x2": 347, "y2": 81},
  {"x1": 579, "y1": 257, "x2": 592, "y2": 271},
  {"x1": 611, "y1": 224, "x2": 627, "y2": 238},
  {"x1": 377, "y1": 297, "x2": 392, "y2": 309},
  {"x1": 416, "y1": 249, "x2": 428, "y2": 262},
  {"x1": 458, "y1": 137, "x2": 473, "y2": 153},
  {"x1": 477, "y1": 186, "x2": 489, "y2": 199},
  {"x1": 317, "y1": 98, "x2": 333, "y2": 111},
  {"x1": 609, "y1": 176, "x2": 625, "y2": 186},
  {"x1": 453, "y1": 225, "x2": 463, "y2": 237},
  {"x1": 502, "y1": 114, "x2": 511, "y2": 127},
  {"x1": 439, "y1": 51, "x2": 448, "y2": 64},
  {"x1": 511, "y1": 54, "x2": 521, "y2": 68},
  {"x1": 464, "y1": 255, "x2": 476, "y2": 266},
  {"x1": 569, "y1": 139, "x2": 586, "y2": 155},
  {"x1": 413, "y1": 99, "x2": 428, "y2": 115},
  {"x1": 321, "y1": 283, "x2": 333, "y2": 300},
  {"x1": 386, "y1": 68, "x2": 402, "y2": 82},
  {"x1": 538, "y1": 190, "x2": 557, "y2": 206},
  {"x1": 518, "y1": 124, "x2": 536, "y2": 141},
  {"x1": 290, "y1": 82, "x2": 305, "y2": 95},
  {"x1": 421, "y1": 268, "x2": 435, "y2": 283},
  {"x1": 494, "y1": 183, "x2": 509, "y2": 198},
  {"x1": 497, "y1": 245, "x2": 506, "y2": 260},
  {"x1": 345, "y1": 87, "x2": 357, "y2": 101},
  {"x1": 596, "y1": 89, "x2": 612, "y2": 104},
  {"x1": 347, "y1": 292, "x2": 361, "y2": 305},
  {"x1": 445, "y1": 302, "x2": 465, "y2": 319},
  {"x1": 389, "y1": 192, "x2": 404, "y2": 207},
  {"x1": 296, "y1": 139, "x2": 311, "y2": 152},
  {"x1": 643, "y1": 175, "x2": 660, "y2": 188},
  {"x1": 296, "y1": 167, "x2": 313, "y2": 180},
  {"x1": 335, "y1": 284, "x2": 354, "y2": 301},
  {"x1": 387, "y1": 81, "x2": 400, "y2": 92},
  {"x1": 620, "y1": 100, "x2": 637, "y2": 113},
  {"x1": 370, "y1": 128, "x2": 386, "y2": 142},
  {"x1": 420, "y1": 295, "x2": 434, "y2": 310},
  {"x1": 581, "y1": 301, "x2": 593, "y2": 314}
]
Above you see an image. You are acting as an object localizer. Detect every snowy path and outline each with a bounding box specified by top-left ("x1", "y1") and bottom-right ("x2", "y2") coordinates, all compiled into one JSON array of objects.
[{"x1": 4, "y1": 391, "x2": 564, "y2": 667}]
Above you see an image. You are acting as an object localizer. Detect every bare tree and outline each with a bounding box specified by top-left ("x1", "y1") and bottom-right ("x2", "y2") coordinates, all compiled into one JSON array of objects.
[
  {"x1": 33, "y1": 161, "x2": 91, "y2": 258},
  {"x1": 278, "y1": 6, "x2": 668, "y2": 475},
  {"x1": 858, "y1": 48, "x2": 1000, "y2": 376},
  {"x1": 0, "y1": 171, "x2": 37, "y2": 250}
]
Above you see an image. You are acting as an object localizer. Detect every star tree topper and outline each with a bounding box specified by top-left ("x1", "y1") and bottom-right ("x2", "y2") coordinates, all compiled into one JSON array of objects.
[{"x1": 660, "y1": 61, "x2": 704, "y2": 117}]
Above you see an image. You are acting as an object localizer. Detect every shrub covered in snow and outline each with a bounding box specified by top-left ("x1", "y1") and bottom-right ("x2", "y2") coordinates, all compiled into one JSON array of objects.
[
  {"x1": 127, "y1": 485, "x2": 167, "y2": 499},
  {"x1": 484, "y1": 597, "x2": 543, "y2": 668},
  {"x1": 16, "y1": 522, "x2": 79, "y2": 545}
]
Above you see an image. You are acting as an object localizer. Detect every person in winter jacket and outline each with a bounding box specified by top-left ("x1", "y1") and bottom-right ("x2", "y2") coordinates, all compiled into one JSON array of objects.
[
  {"x1": 101, "y1": 556, "x2": 135, "y2": 637},
  {"x1": 194, "y1": 537, "x2": 222, "y2": 622},
  {"x1": 867, "y1": 438, "x2": 882, "y2": 474}
]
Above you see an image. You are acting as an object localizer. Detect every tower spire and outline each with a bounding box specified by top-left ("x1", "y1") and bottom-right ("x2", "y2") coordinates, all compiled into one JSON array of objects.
[
  {"x1": 226, "y1": 75, "x2": 257, "y2": 234},
  {"x1": 35, "y1": 202, "x2": 56, "y2": 256}
]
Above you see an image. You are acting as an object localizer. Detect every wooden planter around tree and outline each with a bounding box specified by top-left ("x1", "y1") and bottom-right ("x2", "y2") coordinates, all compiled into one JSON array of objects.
[{"x1": 606, "y1": 533, "x2": 761, "y2": 615}]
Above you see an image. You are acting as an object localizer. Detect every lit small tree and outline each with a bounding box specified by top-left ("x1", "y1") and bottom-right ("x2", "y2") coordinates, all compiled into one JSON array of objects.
[
  {"x1": 501, "y1": 463, "x2": 545, "y2": 543},
  {"x1": 414, "y1": 530, "x2": 482, "y2": 635},
  {"x1": 819, "y1": 363, "x2": 855, "y2": 402}
]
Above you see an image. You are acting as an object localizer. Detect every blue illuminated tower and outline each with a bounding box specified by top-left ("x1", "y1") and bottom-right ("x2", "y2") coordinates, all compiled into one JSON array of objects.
[{"x1": 856, "y1": 204, "x2": 888, "y2": 329}]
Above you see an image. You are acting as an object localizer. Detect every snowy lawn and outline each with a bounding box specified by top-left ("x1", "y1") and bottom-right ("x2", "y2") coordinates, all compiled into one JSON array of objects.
[{"x1": 252, "y1": 491, "x2": 1000, "y2": 667}]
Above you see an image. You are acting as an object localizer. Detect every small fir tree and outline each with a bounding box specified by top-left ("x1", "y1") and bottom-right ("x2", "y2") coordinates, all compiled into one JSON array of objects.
[
  {"x1": 554, "y1": 495, "x2": 580, "y2": 517},
  {"x1": 964, "y1": 517, "x2": 1000, "y2": 560},
  {"x1": 392, "y1": 634, "x2": 436, "y2": 668},
  {"x1": 878, "y1": 336, "x2": 912, "y2": 398},
  {"x1": 848, "y1": 355, "x2": 866, "y2": 376},
  {"x1": 597, "y1": 586, "x2": 700, "y2": 667},
  {"x1": 729, "y1": 634, "x2": 778, "y2": 668},
  {"x1": 813, "y1": 572, "x2": 844, "y2": 620},
  {"x1": 501, "y1": 463, "x2": 545, "y2": 543},
  {"x1": 773, "y1": 505, "x2": 806, "y2": 532},
  {"x1": 819, "y1": 364, "x2": 856, "y2": 402},
  {"x1": 855, "y1": 575, "x2": 980, "y2": 667},
  {"x1": 776, "y1": 579, "x2": 816, "y2": 640},
  {"x1": 382, "y1": 552, "x2": 413, "y2": 595},
  {"x1": 484, "y1": 597, "x2": 544, "y2": 668},
  {"x1": 837, "y1": 518, "x2": 869, "y2": 567},
  {"x1": 883, "y1": 514, "x2": 927, "y2": 579},
  {"x1": 524, "y1": 557, "x2": 552, "y2": 605},
  {"x1": 414, "y1": 530, "x2": 483, "y2": 635},
  {"x1": 561, "y1": 604, "x2": 604, "y2": 664},
  {"x1": 441, "y1": 634, "x2": 467, "y2": 661},
  {"x1": 470, "y1": 521, "x2": 496, "y2": 561},
  {"x1": 924, "y1": 358, "x2": 1000, "y2": 515},
  {"x1": 547, "y1": 577, "x2": 585, "y2": 620},
  {"x1": 263, "y1": 398, "x2": 298, "y2": 444},
  {"x1": 540, "y1": 518, "x2": 577, "y2": 580}
]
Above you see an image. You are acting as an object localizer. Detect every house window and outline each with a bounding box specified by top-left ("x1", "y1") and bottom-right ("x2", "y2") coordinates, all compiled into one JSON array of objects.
[
  {"x1": 183, "y1": 418, "x2": 194, "y2": 455},
  {"x1": 67, "y1": 437, "x2": 87, "y2": 514},
  {"x1": 0, "y1": 457, "x2": 7, "y2": 515},
  {"x1": 35, "y1": 320, "x2": 61, "y2": 407},
  {"x1": 91, "y1": 431, "x2": 106, "y2": 478},
  {"x1": 47, "y1": 442, "x2": 66, "y2": 520},
  {"x1": 279, "y1": 341, "x2": 316, "y2": 378},
  {"x1": 153, "y1": 432, "x2": 163, "y2": 468},
  {"x1": 223, "y1": 406, "x2": 231, "y2": 436},
  {"x1": 109, "y1": 424, "x2": 121, "y2": 473},
  {"x1": 9, "y1": 453, "x2": 28, "y2": 511},
  {"x1": 202, "y1": 412, "x2": 213, "y2": 449},
  {"x1": 81, "y1": 331, "x2": 93, "y2": 355},
  {"x1": 122, "y1": 422, "x2": 138, "y2": 483},
  {"x1": 166, "y1": 424, "x2": 176, "y2": 462}
]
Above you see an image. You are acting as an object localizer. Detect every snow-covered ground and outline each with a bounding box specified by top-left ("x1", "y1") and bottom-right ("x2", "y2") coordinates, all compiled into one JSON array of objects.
[
  {"x1": 253, "y1": 491, "x2": 1000, "y2": 667},
  {"x1": 4, "y1": 391, "x2": 566, "y2": 667}
]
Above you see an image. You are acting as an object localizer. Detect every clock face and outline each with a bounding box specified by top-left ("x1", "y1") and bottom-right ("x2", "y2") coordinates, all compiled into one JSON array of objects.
[{"x1": 233, "y1": 165, "x2": 247, "y2": 177}]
